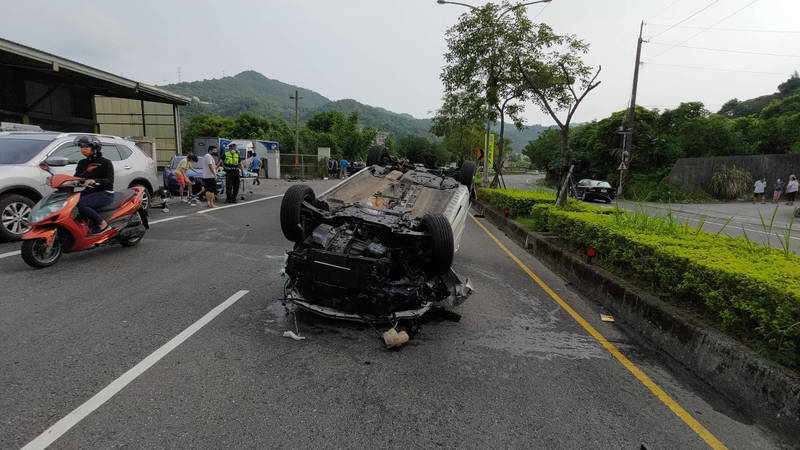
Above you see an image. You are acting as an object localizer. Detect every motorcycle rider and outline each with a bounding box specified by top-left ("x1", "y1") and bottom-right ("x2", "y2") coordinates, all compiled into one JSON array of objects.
[
  {"x1": 221, "y1": 143, "x2": 243, "y2": 203},
  {"x1": 74, "y1": 136, "x2": 114, "y2": 233}
]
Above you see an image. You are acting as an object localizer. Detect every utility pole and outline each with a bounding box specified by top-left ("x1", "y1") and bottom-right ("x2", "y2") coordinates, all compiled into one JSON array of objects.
[
  {"x1": 290, "y1": 90, "x2": 302, "y2": 177},
  {"x1": 618, "y1": 20, "x2": 644, "y2": 199}
]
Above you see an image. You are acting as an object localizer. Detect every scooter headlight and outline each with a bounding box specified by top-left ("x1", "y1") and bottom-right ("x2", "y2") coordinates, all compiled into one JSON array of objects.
[{"x1": 29, "y1": 199, "x2": 68, "y2": 223}]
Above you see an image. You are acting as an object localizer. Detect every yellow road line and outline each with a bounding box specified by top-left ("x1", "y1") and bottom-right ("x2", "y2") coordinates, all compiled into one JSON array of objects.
[{"x1": 469, "y1": 213, "x2": 726, "y2": 450}]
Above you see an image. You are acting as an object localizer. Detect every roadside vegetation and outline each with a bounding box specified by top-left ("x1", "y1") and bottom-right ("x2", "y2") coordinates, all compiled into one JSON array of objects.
[
  {"x1": 480, "y1": 187, "x2": 800, "y2": 370},
  {"x1": 524, "y1": 73, "x2": 800, "y2": 202}
]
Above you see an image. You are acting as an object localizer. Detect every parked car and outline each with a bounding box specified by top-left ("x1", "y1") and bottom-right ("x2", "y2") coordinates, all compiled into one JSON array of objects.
[
  {"x1": 0, "y1": 131, "x2": 158, "y2": 241},
  {"x1": 281, "y1": 146, "x2": 477, "y2": 321},
  {"x1": 575, "y1": 179, "x2": 616, "y2": 203},
  {"x1": 163, "y1": 155, "x2": 224, "y2": 196},
  {"x1": 347, "y1": 160, "x2": 365, "y2": 176}
]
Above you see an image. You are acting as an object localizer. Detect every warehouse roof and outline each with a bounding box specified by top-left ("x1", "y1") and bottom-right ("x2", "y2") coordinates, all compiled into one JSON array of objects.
[{"x1": 0, "y1": 38, "x2": 189, "y2": 105}]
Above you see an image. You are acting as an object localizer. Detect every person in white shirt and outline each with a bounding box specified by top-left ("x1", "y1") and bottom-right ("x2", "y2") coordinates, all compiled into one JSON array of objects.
[
  {"x1": 201, "y1": 146, "x2": 219, "y2": 208},
  {"x1": 786, "y1": 174, "x2": 799, "y2": 206},
  {"x1": 753, "y1": 178, "x2": 766, "y2": 204}
]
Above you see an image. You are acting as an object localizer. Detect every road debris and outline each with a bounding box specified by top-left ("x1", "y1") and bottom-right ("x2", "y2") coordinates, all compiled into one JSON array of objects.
[
  {"x1": 282, "y1": 330, "x2": 306, "y2": 341},
  {"x1": 600, "y1": 314, "x2": 615, "y2": 322},
  {"x1": 382, "y1": 327, "x2": 409, "y2": 349}
]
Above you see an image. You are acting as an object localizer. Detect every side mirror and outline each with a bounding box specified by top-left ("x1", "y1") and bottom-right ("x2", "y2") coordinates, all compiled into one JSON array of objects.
[{"x1": 44, "y1": 156, "x2": 69, "y2": 167}]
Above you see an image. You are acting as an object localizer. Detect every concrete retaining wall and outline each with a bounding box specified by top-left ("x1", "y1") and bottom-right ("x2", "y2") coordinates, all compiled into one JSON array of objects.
[
  {"x1": 669, "y1": 154, "x2": 800, "y2": 192},
  {"x1": 473, "y1": 199, "x2": 800, "y2": 441}
]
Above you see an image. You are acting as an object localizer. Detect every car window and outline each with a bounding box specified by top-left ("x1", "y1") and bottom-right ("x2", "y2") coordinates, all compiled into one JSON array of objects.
[
  {"x1": 596, "y1": 181, "x2": 612, "y2": 188},
  {"x1": 0, "y1": 137, "x2": 54, "y2": 164},
  {"x1": 101, "y1": 144, "x2": 122, "y2": 161},
  {"x1": 116, "y1": 144, "x2": 132, "y2": 160},
  {"x1": 51, "y1": 144, "x2": 84, "y2": 165}
]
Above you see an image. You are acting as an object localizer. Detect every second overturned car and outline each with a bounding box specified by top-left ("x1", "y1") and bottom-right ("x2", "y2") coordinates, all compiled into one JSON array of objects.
[{"x1": 281, "y1": 147, "x2": 475, "y2": 321}]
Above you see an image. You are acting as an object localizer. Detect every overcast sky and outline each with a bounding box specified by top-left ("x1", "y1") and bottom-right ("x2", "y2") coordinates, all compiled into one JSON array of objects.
[{"x1": 2, "y1": 0, "x2": 799, "y2": 126}]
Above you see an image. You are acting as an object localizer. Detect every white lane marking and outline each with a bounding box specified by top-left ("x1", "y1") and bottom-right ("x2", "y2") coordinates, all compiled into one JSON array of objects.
[
  {"x1": 664, "y1": 212, "x2": 800, "y2": 241},
  {"x1": 148, "y1": 215, "x2": 187, "y2": 225},
  {"x1": 0, "y1": 250, "x2": 21, "y2": 259},
  {"x1": 196, "y1": 194, "x2": 283, "y2": 214},
  {"x1": 21, "y1": 290, "x2": 250, "y2": 450}
]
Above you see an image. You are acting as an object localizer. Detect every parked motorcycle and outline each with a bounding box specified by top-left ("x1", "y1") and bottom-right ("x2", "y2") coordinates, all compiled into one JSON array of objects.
[{"x1": 20, "y1": 158, "x2": 149, "y2": 268}]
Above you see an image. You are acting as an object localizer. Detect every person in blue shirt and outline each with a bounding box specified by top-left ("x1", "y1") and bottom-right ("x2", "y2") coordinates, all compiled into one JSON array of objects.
[{"x1": 339, "y1": 158, "x2": 349, "y2": 179}]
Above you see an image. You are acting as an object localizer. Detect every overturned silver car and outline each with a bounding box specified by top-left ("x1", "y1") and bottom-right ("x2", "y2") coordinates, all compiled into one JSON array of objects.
[{"x1": 281, "y1": 147, "x2": 475, "y2": 321}]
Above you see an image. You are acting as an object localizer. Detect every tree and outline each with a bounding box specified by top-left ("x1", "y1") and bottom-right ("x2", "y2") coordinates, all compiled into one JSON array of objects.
[
  {"x1": 431, "y1": 91, "x2": 485, "y2": 163},
  {"x1": 440, "y1": 1, "x2": 533, "y2": 187},
  {"x1": 517, "y1": 23, "x2": 601, "y2": 206}
]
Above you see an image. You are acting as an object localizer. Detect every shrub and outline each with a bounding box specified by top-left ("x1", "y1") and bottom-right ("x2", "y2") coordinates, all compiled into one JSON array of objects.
[{"x1": 710, "y1": 165, "x2": 752, "y2": 200}]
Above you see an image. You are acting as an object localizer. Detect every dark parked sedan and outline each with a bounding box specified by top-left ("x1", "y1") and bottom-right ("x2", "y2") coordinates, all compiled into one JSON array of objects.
[
  {"x1": 163, "y1": 156, "x2": 223, "y2": 195},
  {"x1": 575, "y1": 179, "x2": 616, "y2": 202}
]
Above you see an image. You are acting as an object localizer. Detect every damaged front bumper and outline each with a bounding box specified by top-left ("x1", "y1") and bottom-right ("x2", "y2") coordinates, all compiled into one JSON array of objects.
[{"x1": 284, "y1": 268, "x2": 473, "y2": 323}]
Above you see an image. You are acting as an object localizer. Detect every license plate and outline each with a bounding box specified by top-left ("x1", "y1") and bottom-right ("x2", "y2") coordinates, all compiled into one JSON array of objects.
[{"x1": 601, "y1": 189, "x2": 607, "y2": 193}]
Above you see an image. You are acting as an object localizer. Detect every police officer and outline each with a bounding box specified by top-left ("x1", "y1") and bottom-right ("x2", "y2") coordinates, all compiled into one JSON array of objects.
[{"x1": 221, "y1": 143, "x2": 243, "y2": 203}]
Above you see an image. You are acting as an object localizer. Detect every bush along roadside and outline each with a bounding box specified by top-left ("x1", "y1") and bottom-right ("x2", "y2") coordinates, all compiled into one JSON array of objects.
[{"x1": 479, "y1": 187, "x2": 800, "y2": 369}]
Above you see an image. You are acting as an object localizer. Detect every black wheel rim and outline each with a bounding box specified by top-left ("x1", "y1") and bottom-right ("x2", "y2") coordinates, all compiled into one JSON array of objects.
[{"x1": 31, "y1": 239, "x2": 60, "y2": 264}]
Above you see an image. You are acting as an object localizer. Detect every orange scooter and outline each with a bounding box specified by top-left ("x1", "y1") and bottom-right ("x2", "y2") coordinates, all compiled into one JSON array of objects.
[{"x1": 20, "y1": 159, "x2": 149, "y2": 268}]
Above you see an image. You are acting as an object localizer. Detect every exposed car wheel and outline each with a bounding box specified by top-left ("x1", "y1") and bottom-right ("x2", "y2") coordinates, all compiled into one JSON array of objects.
[
  {"x1": 131, "y1": 184, "x2": 151, "y2": 209},
  {"x1": 366, "y1": 146, "x2": 386, "y2": 166},
  {"x1": 21, "y1": 237, "x2": 62, "y2": 268},
  {"x1": 459, "y1": 161, "x2": 476, "y2": 189},
  {"x1": 422, "y1": 213, "x2": 454, "y2": 276},
  {"x1": 580, "y1": 192, "x2": 587, "y2": 201},
  {"x1": 281, "y1": 185, "x2": 315, "y2": 242},
  {"x1": 0, "y1": 194, "x2": 34, "y2": 241}
]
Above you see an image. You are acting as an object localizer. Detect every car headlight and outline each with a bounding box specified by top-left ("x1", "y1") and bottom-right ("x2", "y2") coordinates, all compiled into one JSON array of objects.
[{"x1": 29, "y1": 199, "x2": 68, "y2": 223}]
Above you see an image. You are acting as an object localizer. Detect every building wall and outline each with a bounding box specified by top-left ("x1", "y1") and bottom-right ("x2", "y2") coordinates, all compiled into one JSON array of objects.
[
  {"x1": 94, "y1": 97, "x2": 178, "y2": 166},
  {"x1": 669, "y1": 154, "x2": 800, "y2": 192}
]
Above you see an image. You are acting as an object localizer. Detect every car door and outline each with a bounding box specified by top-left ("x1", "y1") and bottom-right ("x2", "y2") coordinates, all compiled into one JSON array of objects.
[{"x1": 103, "y1": 143, "x2": 131, "y2": 189}]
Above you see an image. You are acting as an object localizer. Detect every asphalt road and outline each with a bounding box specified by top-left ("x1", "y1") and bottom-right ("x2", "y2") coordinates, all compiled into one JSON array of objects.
[
  {"x1": 0, "y1": 178, "x2": 788, "y2": 448},
  {"x1": 502, "y1": 173, "x2": 800, "y2": 254}
]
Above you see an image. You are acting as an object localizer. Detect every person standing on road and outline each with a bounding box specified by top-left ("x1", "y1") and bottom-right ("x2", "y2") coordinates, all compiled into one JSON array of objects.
[
  {"x1": 753, "y1": 178, "x2": 766, "y2": 204},
  {"x1": 773, "y1": 178, "x2": 785, "y2": 203},
  {"x1": 201, "y1": 146, "x2": 219, "y2": 208},
  {"x1": 786, "y1": 175, "x2": 799, "y2": 206},
  {"x1": 249, "y1": 151, "x2": 261, "y2": 185},
  {"x1": 221, "y1": 143, "x2": 243, "y2": 203},
  {"x1": 339, "y1": 158, "x2": 349, "y2": 179}
]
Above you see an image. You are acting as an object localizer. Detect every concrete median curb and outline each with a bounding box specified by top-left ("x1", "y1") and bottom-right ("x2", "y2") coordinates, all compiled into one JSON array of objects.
[{"x1": 473, "y1": 199, "x2": 800, "y2": 440}]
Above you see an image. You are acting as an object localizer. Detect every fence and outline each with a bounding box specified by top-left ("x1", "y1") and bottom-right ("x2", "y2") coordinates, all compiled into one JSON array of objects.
[{"x1": 279, "y1": 154, "x2": 328, "y2": 179}]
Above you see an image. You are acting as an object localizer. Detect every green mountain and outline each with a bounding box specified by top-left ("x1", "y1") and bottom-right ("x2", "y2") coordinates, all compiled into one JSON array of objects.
[
  {"x1": 161, "y1": 71, "x2": 433, "y2": 138},
  {"x1": 161, "y1": 70, "x2": 553, "y2": 148}
]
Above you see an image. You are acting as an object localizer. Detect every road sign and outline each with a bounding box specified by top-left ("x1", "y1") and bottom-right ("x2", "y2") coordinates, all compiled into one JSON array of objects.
[
  {"x1": 477, "y1": 148, "x2": 484, "y2": 161},
  {"x1": 618, "y1": 161, "x2": 628, "y2": 170}
]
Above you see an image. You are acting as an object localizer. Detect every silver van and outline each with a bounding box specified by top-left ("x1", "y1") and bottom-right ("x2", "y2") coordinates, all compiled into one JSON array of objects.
[{"x1": 0, "y1": 131, "x2": 158, "y2": 240}]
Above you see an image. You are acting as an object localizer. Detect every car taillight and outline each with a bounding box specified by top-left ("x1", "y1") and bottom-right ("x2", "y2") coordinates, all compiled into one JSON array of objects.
[{"x1": 146, "y1": 157, "x2": 154, "y2": 166}]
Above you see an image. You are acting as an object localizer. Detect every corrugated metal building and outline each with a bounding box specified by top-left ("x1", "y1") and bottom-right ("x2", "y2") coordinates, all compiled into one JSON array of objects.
[{"x1": 0, "y1": 38, "x2": 188, "y2": 166}]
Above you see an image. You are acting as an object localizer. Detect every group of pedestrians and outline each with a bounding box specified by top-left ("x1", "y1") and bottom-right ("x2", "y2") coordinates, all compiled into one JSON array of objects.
[
  {"x1": 753, "y1": 174, "x2": 799, "y2": 205},
  {"x1": 327, "y1": 157, "x2": 349, "y2": 179},
  {"x1": 174, "y1": 144, "x2": 266, "y2": 209}
]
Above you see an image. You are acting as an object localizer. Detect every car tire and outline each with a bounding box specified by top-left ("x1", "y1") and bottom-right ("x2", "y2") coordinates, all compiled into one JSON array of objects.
[
  {"x1": 459, "y1": 161, "x2": 476, "y2": 189},
  {"x1": 281, "y1": 185, "x2": 315, "y2": 242},
  {"x1": 580, "y1": 192, "x2": 587, "y2": 201},
  {"x1": 422, "y1": 213, "x2": 454, "y2": 276},
  {"x1": 130, "y1": 184, "x2": 151, "y2": 210},
  {"x1": 366, "y1": 146, "x2": 386, "y2": 166},
  {"x1": 0, "y1": 194, "x2": 35, "y2": 241}
]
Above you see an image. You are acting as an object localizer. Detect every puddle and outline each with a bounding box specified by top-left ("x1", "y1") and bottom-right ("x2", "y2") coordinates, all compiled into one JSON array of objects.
[{"x1": 471, "y1": 314, "x2": 608, "y2": 360}]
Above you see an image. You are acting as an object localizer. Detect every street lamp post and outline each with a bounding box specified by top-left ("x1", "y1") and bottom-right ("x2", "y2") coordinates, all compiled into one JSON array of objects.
[{"x1": 437, "y1": 0, "x2": 552, "y2": 187}]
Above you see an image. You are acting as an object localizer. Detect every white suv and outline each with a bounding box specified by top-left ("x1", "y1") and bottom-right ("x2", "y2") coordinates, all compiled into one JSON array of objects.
[{"x1": 0, "y1": 131, "x2": 158, "y2": 240}]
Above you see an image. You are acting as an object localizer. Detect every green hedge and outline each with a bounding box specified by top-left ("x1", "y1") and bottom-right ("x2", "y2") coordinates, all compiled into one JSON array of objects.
[{"x1": 483, "y1": 190, "x2": 800, "y2": 368}]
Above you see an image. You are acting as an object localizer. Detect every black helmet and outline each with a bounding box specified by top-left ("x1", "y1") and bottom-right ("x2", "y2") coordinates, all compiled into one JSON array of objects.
[
  {"x1": 227, "y1": 143, "x2": 237, "y2": 150},
  {"x1": 74, "y1": 135, "x2": 102, "y2": 152}
]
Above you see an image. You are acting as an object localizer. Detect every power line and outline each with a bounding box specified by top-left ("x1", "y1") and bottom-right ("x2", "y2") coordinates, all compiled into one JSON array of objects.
[
  {"x1": 533, "y1": 2, "x2": 549, "y2": 20},
  {"x1": 642, "y1": 61, "x2": 787, "y2": 76},
  {"x1": 647, "y1": 42, "x2": 800, "y2": 58},
  {"x1": 646, "y1": 0, "x2": 685, "y2": 23},
  {"x1": 647, "y1": 0, "x2": 720, "y2": 40},
  {"x1": 645, "y1": 24, "x2": 800, "y2": 34},
  {"x1": 648, "y1": 0, "x2": 760, "y2": 60}
]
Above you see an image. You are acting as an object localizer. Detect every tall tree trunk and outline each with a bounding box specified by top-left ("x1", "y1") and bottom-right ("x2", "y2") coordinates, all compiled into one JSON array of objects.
[
  {"x1": 490, "y1": 109, "x2": 506, "y2": 188},
  {"x1": 555, "y1": 126, "x2": 571, "y2": 206}
]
